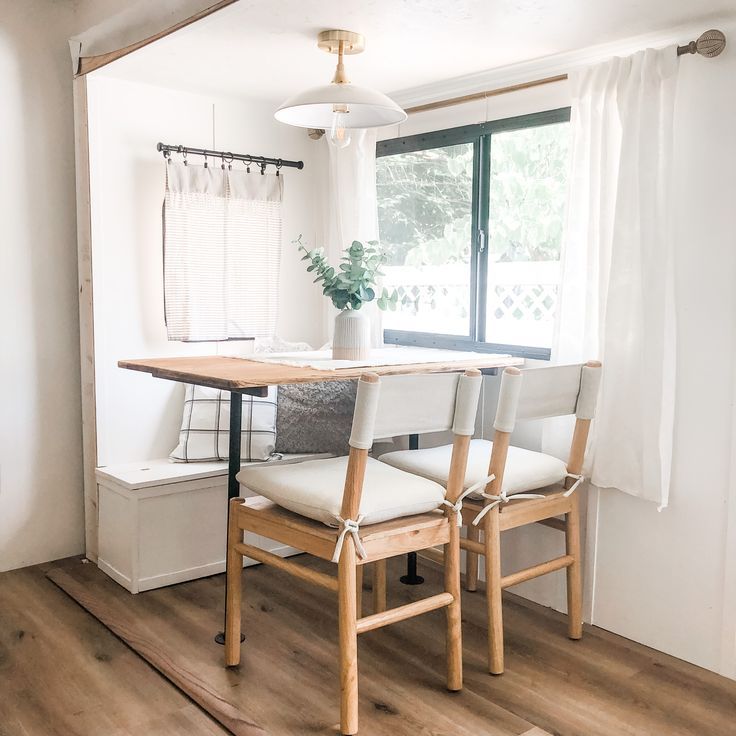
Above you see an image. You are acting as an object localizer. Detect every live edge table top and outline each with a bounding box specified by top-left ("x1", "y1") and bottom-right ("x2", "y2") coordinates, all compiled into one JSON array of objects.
[{"x1": 118, "y1": 353, "x2": 524, "y2": 393}]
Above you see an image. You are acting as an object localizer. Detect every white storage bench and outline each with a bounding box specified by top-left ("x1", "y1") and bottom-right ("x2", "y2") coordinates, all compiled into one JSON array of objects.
[{"x1": 96, "y1": 456, "x2": 323, "y2": 593}]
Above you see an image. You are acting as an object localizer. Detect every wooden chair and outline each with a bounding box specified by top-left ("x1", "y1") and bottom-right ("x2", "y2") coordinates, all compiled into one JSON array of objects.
[
  {"x1": 225, "y1": 369, "x2": 483, "y2": 736},
  {"x1": 379, "y1": 361, "x2": 602, "y2": 675}
]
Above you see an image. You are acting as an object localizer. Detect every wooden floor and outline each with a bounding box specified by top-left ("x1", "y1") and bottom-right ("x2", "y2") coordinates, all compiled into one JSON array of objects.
[{"x1": 1, "y1": 557, "x2": 735, "y2": 736}]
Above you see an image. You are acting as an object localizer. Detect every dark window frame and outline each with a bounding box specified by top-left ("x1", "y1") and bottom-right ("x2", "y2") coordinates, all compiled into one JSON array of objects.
[{"x1": 377, "y1": 106, "x2": 571, "y2": 361}]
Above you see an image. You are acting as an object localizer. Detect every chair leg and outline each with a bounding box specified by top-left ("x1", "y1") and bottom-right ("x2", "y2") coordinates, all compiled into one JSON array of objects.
[
  {"x1": 372, "y1": 559, "x2": 387, "y2": 614},
  {"x1": 465, "y1": 523, "x2": 480, "y2": 592},
  {"x1": 485, "y1": 508, "x2": 504, "y2": 675},
  {"x1": 566, "y1": 493, "x2": 583, "y2": 640},
  {"x1": 338, "y1": 539, "x2": 359, "y2": 736},
  {"x1": 445, "y1": 520, "x2": 463, "y2": 691},
  {"x1": 355, "y1": 563, "x2": 364, "y2": 620},
  {"x1": 225, "y1": 500, "x2": 244, "y2": 667}
]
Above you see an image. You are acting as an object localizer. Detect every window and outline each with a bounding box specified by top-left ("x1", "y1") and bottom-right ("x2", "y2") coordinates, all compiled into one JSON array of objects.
[{"x1": 376, "y1": 108, "x2": 571, "y2": 359}]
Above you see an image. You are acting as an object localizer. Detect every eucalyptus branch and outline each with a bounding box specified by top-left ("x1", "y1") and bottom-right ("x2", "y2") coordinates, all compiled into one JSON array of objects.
[{"x1": 293, "y1": 236, "x2": 399, "y2": 312}]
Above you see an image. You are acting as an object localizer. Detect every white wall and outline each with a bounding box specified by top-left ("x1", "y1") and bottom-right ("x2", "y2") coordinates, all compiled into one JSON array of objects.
[
  {"x1": 87, "y1": 74, "x2": 325, "y2": 466},
  {"x1": 383, "y1": 30, "x2": 736, "y2": 678},
  {"x1": 0, "y1": 0, "x2": 130, "y2": 572}
]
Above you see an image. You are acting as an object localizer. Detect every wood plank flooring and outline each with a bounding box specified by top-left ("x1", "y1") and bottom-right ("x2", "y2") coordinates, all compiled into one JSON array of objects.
[
  {"x1": 1, "y1": 556, "x2": 735, "y2": 735},
  {"x1": 0, "y1": 560, "x2": 226, "y2": 736}
]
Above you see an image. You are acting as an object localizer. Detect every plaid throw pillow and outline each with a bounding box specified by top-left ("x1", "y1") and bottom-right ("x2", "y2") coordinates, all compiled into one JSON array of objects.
[{"x1": 170, "y1": 385, "x2": 276, "y2": 463}]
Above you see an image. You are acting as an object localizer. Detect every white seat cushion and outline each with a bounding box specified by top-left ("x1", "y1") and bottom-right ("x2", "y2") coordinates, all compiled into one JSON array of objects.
[
  {"x1": 379, "y1": 439, "x2": 568, "y2": 497},
  {"x1": 237, "y1": 456, "x2": 446, "y2": 527}
]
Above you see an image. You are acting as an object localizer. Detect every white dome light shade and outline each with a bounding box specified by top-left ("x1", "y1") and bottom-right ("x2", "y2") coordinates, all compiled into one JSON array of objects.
[{"x1": 275, "y1": 82, "x2": 407, "y2": 129}]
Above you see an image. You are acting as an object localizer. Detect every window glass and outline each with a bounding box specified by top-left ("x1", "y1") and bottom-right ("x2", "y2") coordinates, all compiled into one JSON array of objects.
[
  {"x1": 376, "y1": 143, "x2": 473, "y2": 336},
  {"x1": 484, "y1": 122, "x2": 570, "y2": 349}
]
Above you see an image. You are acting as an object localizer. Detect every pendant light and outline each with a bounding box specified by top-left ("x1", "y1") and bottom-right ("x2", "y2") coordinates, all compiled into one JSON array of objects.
[{"x1": 274, "y1": 30, "x2": 407, "y2": 148}]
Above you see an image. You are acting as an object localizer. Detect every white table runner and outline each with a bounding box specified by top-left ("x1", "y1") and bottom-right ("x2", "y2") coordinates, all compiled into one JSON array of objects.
[{"x1": 243, "y1": 347, "x2": 511, "y2": 371}]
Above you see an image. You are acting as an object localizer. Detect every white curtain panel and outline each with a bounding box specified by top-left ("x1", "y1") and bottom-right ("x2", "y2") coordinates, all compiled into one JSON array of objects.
[
  {"x1": 324, "y1": 130, "x2": 383, "y2": 347},
  {"x1": 164, "y1": 162, "x2": 283, "y2": 342},
  {"x1": 553, "y1": 47, "x2": 678, "y2": 508}
]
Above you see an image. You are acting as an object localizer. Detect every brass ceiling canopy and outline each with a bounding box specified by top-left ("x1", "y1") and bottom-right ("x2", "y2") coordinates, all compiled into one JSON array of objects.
[{"x1": 317, "y1": 29, "x2": 365, "y2": 55}]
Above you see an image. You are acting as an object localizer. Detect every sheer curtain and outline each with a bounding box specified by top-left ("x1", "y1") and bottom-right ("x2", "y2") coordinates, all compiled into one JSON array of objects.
[
  {"x1": 323, "y1": 129, "x2": 383, "y2": 346},
  {"x1": 552, "y1": 48, "x2": 679, "y2": 508},
  {"x1": 163, "y1": 162, "x2": 283, "y2": 342}
]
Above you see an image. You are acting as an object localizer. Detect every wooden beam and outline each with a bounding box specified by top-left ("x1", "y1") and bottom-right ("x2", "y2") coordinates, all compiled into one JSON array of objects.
[
  {"x1": 501, "y1": 555, "x2": 574, "y2": 589},
  {"x1": 234, "y1": 543, "x2": 338, "y2": 592},
  {"x1": 500, "y1": 493, "x2": 572, "y2": 531},
  {"x1": 405, "y1": 74, "x2": 568, "y2": 115},
  {"x1": 372, "y1": 559, "x2": 387, "y2": 613},
  {"x1": 76, "y1": 1, "x2": 238, "y2": 76},
  {"x1": 356, "y1": 593, "x2": 453, "y2": 634},
  {"x1": 537, "y1": 517, "x2": 567, "y2": 532},
  {"x1": 459, "y1": 536, "x2": 485, "y2": 555},
  {"x1": 73, "y1": 74, "x2": 99, "y2": 562}
]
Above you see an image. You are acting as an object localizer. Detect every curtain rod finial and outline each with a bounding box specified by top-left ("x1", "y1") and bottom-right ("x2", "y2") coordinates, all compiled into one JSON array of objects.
[{"x1": 677, "y1": 29, "x2": 726, "y2": 57}]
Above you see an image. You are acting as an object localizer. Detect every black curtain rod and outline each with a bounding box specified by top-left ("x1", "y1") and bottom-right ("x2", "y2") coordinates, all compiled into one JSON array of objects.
[{"x1": 157, "y1": 142, "x2": 304, "y2": 170}]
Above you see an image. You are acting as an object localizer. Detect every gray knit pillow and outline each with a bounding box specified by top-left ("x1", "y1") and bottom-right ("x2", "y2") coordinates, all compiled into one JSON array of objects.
[{"x1": 275, "y1": 381, "x2": 357, "y2": 456}]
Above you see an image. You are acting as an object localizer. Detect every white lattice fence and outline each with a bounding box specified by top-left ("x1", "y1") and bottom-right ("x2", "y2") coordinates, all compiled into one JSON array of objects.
[
  {"x1": 487, "y1": 261, "x2": 559, "y2": 323},
  {"x1": 382, "y1": 261, "x2": 560, "y2": 344}
]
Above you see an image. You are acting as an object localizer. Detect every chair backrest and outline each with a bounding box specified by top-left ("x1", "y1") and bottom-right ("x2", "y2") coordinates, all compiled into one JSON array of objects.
[
  {"x1": 494, "y1": 361, "x2": 603, "y2": 433},
  {"x1": 341, "y1": 370, "x2": 483, "y2": 519},
  {"x1": 484, "y1": 361, "x2": 602, "y2": 498},
  {"x1": 350, "y1": 371, "x2": 483, "y2": 446}
]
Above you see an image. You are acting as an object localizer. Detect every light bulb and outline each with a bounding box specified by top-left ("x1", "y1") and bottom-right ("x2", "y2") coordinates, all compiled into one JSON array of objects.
[{"x1": 329, "y1": 108, "x2": 351, "y2": 149}]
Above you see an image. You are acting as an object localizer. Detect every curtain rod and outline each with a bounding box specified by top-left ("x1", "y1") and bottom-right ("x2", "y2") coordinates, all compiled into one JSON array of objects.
[
  {"x1": 405, "y1": 28, "x2": 726, "y2": 116},
  {"x1": 157, "y1": 142, "x2": 304, "y2": 171}
]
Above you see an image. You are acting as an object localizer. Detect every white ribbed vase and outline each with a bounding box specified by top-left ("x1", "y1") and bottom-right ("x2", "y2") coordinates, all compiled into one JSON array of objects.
[{"x1": 332, "y1": 308, "x2": 371, "y2": 361}]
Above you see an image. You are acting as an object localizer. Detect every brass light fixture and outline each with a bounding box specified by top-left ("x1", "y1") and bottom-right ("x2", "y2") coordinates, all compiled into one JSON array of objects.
[{"x1": 274, "y1": 29, "x2": 407, "y2": 148}]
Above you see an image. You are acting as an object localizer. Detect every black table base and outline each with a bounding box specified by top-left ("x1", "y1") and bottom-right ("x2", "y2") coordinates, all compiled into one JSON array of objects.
[
  {"x1": 216, "y1": 389, "x2": 260, "y2": 645},
  {"x1": 399, "y1": 433, "x2": 425, "y2": 585}
]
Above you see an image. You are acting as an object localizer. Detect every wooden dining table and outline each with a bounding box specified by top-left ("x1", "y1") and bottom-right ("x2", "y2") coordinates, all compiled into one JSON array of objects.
[{"x1": 119, "y1": 349, "x2": 523, "y2": 640}]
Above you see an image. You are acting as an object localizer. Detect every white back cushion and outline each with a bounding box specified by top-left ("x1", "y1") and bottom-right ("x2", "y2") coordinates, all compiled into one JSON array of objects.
[
  {"x1": 349, "y1": 372, "x2": 482, "y2": 449},
  {"x1": 516, "y1": 364, "x2": 583, "y2": 421},
  {"x1": 493, "y1": 363, "x2": 602, "y2": 433},
  {"x1": 575, "y1": 364, "x2": 603, "y2": 420},
  {"x1": 374, "y1": 373, "x2": 461, "y2": 440}
]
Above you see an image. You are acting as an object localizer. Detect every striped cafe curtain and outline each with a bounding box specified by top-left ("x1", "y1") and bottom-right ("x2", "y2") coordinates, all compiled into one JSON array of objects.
[{"x1": 163, "y1": 161, "x2": 283, "y2": 341}]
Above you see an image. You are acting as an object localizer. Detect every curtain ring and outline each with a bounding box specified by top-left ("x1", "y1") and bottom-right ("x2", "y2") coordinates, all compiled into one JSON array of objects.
[
  {"x1": 260, "y1": 162, "x2": 266, "y2": 175},
  {"x1": 163, "y1": 149, "x2": 171, "y2": 164},
  {"x1": 182, "y1": 150, "x2": 188, "y2": 166},
  {"x1": 203, "y1": 152, "x2": 208, "y2": 169},
  {"x1": 221, "y1": 153, "x2": 226, "y2": 170},
  {"x1": 246, "y1": 155, "x2": 252, "y2": 174},
  {"x1": 276, "y1": 159, "x2": 282, "y2": 177}
]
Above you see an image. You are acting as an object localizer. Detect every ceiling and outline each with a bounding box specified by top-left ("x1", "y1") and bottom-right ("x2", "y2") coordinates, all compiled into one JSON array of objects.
[{"x1": 97, "y1": 0, "x2": 735, "y2": 102}]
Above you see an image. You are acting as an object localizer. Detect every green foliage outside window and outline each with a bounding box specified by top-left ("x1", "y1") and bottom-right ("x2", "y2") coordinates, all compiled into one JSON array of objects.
[{"x1": 376, "y1": 123, "x2": 570, "y2": 268}]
